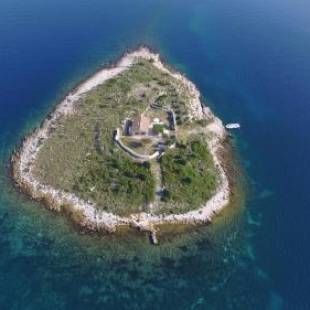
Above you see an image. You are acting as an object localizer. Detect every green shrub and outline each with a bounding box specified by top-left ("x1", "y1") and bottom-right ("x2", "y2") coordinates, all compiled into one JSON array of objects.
[
  {"x1": 160, "y1": 139, "x2": 218, "y2": 211},
  {"x1": 152, "y1": 124, "x2": 165, "y2": 134}
]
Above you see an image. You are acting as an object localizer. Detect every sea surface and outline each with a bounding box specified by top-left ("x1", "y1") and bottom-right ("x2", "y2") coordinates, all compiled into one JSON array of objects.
[{"x1": 1, "y1": 0, "x2": 310, "y2": 309}]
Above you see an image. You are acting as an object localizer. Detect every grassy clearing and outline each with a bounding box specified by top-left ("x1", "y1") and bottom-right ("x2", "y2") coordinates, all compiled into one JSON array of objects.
[{"x1": 121, "y1": 137, "x2": 155, "y2": 155}]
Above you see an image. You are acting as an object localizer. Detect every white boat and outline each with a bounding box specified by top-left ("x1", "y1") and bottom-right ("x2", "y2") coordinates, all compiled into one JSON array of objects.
[{"x1": 225, "y1": 123, "x2": 241, "y2": 129}]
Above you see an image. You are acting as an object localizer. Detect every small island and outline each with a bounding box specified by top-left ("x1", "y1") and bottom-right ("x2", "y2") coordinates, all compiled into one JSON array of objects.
[{"x1": 11, "y1": 47, "x2": 231, "y2": 242}]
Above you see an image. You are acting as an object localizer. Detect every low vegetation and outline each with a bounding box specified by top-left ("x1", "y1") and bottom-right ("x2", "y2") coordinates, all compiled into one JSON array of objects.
[
  {"x1": 73, "y1": 152, "x2": 155, "y2": 216},
  {"x1": 160, "y1": 139, "x2": 218, "y2": 213},
  {"x1": 33, "y1": 58, "x2": 219, "y2": 216}
]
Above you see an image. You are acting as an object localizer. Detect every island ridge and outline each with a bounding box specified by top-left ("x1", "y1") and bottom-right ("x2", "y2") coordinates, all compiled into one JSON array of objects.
[{"x1": 11, "y1": 47, "x2": 231, "y2": 238}]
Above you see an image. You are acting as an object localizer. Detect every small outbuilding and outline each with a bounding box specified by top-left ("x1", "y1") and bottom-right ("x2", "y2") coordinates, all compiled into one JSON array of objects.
[{"x1": 128, "y1": 114, "x2": 151, "y2": 136}]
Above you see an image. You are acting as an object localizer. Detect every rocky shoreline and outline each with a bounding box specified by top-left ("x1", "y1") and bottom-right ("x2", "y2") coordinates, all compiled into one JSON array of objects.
[{"x1": 11, "y1": 47, "x2": 231, "y2": 238}]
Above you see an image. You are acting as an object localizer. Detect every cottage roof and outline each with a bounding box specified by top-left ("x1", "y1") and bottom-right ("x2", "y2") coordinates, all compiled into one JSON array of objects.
[
  {"x1": 132, "y1": 114, "x2": 151, "y2": 134},
  {"x1": 139, "y1": 115, "x2": 151, "y2": 132}
]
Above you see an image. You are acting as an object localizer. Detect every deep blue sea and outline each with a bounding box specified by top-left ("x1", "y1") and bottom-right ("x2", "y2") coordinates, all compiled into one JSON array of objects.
[{"x1": 1, "y1": 0, "x2": 310, "y2": 309}]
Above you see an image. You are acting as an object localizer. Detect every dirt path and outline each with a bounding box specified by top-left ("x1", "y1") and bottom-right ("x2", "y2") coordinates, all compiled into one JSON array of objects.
[{"x1": 150, "y1": 160, "x2": 162, "y2": 206}]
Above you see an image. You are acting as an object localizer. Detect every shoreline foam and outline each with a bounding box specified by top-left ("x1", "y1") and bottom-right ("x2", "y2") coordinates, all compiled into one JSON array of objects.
[{"x1": 11, "y1": 47, "x2": 230, "y2": 234}]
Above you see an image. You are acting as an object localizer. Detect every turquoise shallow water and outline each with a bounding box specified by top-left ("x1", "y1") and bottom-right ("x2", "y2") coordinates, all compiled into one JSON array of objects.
[{"x1": 1, "y1": 0, "x2": 310, "y2": 308}]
